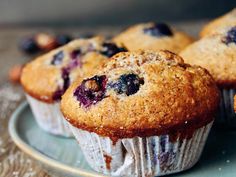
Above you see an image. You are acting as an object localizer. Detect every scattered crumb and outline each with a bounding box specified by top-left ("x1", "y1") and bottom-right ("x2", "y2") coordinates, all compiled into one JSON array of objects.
[
  {"x1": 26, "y1": 159, "x2": 32, "y2": 164},
  {"x1": 23, "y1": 171, "x2": 36, "y2": 177},
  {"x1": 8, "y1": 151, "x2": 24, "y2": 164},
  {"x1": 20, "y1": 158, "x2": 25, "y2": 164},
  {"x1": 0, "y1": 83, "x2": 23, "y2": 120},
  {"x1": 218, "y1": 167, "x2": 222, "y2": 171},
  {"x1": 12, "y1": 171, "x2": 19, "y2": 177},
  {"x1": 0, "y1": 83, "x2": 45, "y2": 176}
]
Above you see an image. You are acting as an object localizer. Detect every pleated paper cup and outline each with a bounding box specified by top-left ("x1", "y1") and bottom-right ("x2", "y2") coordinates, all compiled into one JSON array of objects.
[
  {"x1": 69, "y1": 121, "x2": 213, "y2": 177},
  {"x1": 26, "y1": 94, "x2": 73, "y2": 137},
  {"x1": 217, "y1": 88, "x2": 236, "y2": 127}
]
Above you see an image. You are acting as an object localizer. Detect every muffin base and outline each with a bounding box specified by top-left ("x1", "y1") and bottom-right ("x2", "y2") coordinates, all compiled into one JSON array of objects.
[
  {"x1": 217, "y1": 88, "x2": 236, "y2": 127},
  {"x1": 26, "y1": 95, "x2": 73, "y2": 137},
  {"x1": 69, "y1": 121, "x2": 213, "y2": 177}
]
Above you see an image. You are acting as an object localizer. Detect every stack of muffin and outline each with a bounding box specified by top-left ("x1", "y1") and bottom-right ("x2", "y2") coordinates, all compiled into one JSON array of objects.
[{"x1": 20, "y1": 9, "x2": 236, "y2": 176}]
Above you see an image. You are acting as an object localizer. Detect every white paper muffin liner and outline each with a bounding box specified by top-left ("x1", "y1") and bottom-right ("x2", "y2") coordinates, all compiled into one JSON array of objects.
[
  {"x1": 26, "y1": 94, "x2": 73, "y2": 137},
  {"x1": 217, "y1": 88, "x2": 236, "y2": 126},
  {"x1": 69, "y1": 121, "x2": 213, "y2": 177}
]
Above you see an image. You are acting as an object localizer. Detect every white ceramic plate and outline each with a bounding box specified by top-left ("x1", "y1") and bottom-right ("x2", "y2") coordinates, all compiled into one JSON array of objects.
[{"x1": 9, "y1": 102, "x2": 236, "y2": 177}]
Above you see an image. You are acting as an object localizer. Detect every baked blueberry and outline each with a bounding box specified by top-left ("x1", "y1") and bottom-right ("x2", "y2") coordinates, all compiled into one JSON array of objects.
[
  {"x1": 52, "y1": 68, "x2": 70, "y2": 101},
  {"x1": 62, "y1": 68, "x2": 70, "y2": 91},
  {"x1": 100, "y1": 42, "x2": 127, "y2": 57},
  {"x1": 51, "y1": 51, "x2": 64, "y2": 65},
  {"x1": 143, "y1": 23, "x2": 173, "y2": 37},
  {"x1": 68, "y1": 49, "x2": 82, "y2": 68},
  {"x1": 74, "y1": 75, "x2": 107, "y2": 108},
  {"x1": 52, "y1": 89, "x2": 65, "y2": 101},
  {"x1": 19, "y1": 37, "x2": 39, "y2": 54},
  {"x1": 56, "y1": 34, "x2": 73, "y2": 46},
  {"x1": 109, "y1": 73, "x2": 144, "y2": 96},
  {"x1": 70, "y1": 49, "x2": 81, "y2": 59},
  {"x1": 222, "y1": 27, "x2": 236, "y2": 44}
]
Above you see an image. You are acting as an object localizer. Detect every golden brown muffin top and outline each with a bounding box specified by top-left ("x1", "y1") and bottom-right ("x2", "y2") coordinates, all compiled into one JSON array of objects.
[
  {"x1": 21, "y1": 36, "x2": 127, "y2": 103},
  {"x1": 61, "y1": 50, "x2": 219, "y2": 139},
  {"x1": 180, "y1": 26, "x2": 236, "y2": 88},
  {"x1": 112, "y1": 22, "x2": 194, "y2": 54},
  {"x1": 200, "y1": 8, "x2": 236, "y2": 37}
]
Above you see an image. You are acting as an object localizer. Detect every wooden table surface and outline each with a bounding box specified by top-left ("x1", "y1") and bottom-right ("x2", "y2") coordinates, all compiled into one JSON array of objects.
[{"x1": 0, "y1": 21, "x2": 205, "y2": 177}]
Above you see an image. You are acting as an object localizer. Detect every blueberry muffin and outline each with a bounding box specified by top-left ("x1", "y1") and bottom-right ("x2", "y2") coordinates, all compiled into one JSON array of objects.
[
  {"x1": 181, "y1": 26, "x2": 236, "y2": 126},
  {"x1": 200, "y1": 8, "x2": 236, "y2": 37},
  {"x1": 21, "y1": 36, "x2": 127, "y2": 136},
  {"x1": 61, "y1": 50, "x2": 219, "y2": 176},
  {"x1": 113, "y1": 22, "x2": 193, "y2": 53}
]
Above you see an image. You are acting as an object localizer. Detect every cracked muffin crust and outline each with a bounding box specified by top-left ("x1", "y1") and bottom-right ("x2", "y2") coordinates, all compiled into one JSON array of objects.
[
  {"x1": 200, "y1": 8, "x2": 236, "y2": 37},
  {"x1": 112, "y1": 22, "x2": 194, "y2": 54},
  {"x1": 21, "y1": 36, "x2": 127, "y2": 103},
  {"x1": 61, "y1": 50, "x2": 220, "y2": 139},
  {"x1": 180, "y1": 26, "x2": 236, "y2": 88}
]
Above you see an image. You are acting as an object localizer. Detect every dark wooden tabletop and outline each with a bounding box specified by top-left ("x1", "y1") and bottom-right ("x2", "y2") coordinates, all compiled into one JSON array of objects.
[{"x1": 0, "y1": 21, "x2": 205, "y2": 177}]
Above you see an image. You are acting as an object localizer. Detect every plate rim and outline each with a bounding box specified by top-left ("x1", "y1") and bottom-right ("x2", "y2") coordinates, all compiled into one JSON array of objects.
[{"x1": 8, "y1": 101, "x2": 107, "y2": 177}]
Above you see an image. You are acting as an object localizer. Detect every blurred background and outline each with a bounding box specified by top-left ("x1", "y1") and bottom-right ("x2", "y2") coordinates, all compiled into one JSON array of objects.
[
  {"x1": 0, "y1": 0, "x2": 236, "y2": 27},
  {"x1": 1, "y1": 0, "x2": 236, "y2": 85}
]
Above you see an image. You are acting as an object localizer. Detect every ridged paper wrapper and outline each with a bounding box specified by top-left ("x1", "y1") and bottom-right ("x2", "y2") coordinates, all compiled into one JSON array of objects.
[
  {"x1": 69, "y1": 121, "x2": 213, "y2": 176},
  {"x1": 26, "y1": 94, "x2": 73, "y2": 137}
]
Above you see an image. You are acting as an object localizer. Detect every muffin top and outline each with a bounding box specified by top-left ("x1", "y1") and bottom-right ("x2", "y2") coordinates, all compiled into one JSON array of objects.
[
  {"x1": 112, "y1": 22, "x2": 193, "y2": 54},
  {"x1": 200, "y1": 8, "x2": 236, "y2": 37},
  {"x1": 61, "y1": 50, "x2": 219, "y2": 139},
  {"x1": 21, "y1": 36, "x2": 127, "y2": 103},
  {"x1": 180, "y1": 26, "x2": 236, "y2": 88}
]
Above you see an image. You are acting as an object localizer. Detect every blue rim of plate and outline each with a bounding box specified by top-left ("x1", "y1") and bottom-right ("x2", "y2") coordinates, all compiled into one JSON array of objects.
[{"x1": 8, "y1": 101, "x2": 106, "y2": 177}]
